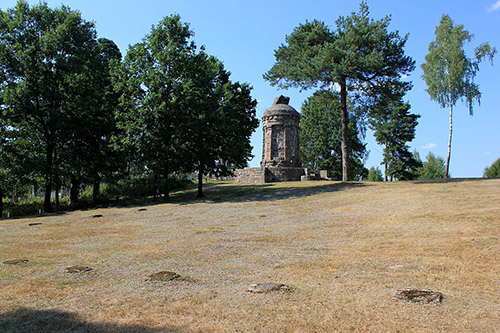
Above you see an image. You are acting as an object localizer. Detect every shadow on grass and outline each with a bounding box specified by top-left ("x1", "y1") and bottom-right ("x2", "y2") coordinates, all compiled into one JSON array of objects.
[
  {"x1": 0, "y1": 307, "x2": 181, "y2": 333},
  {"x1": 166, "y1": 181, "x2": 370, "y2": 206},
  {"x1": 0, "y1": 210, "x2": 69, "y2": 221},
  {"x1": 410, "y1": 177, "x2": 488, "y2": 184},
  {"x1": 2, "y1": 181, "x2": 371, "y2": 218}
]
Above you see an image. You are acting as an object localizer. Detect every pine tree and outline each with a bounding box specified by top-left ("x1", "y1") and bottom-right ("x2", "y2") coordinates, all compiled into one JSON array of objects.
[
  {"x1": 300, "y1": 90, "x2": 367, "y2": 180},
  {"x1": 265, "y1": 1, "x2": 414, "y2": 181},
  {"x1": 369, "y1": 96, "x2": 420, "y2": 181}
]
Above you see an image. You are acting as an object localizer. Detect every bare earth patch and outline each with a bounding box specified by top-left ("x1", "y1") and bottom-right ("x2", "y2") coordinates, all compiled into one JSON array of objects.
[{"x1": 0, "y1": 179, "x2": 499, "y2": 331}]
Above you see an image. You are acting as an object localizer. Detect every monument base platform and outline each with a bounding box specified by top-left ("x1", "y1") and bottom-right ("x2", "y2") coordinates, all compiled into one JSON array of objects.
[{"x1": 234, "y1": 166, "x2": 305, "y2": 183}]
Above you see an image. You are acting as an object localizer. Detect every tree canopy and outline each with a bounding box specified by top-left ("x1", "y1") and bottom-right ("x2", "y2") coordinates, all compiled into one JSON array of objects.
[
  {"x1": 300, "y1": 90, "x2": 367, "y2": 180},
  {"x1": 115, "y1": 15, "x2": 198, "y2": 200},
  {"x1": 115, "y1": 15, "x2": 259, "y2": 199},
  {"x1": 366, "y1": 166, "x2": 383, "y2": 182},
  {"x1": 369, "y1": 94, "x2": 420, "y2": 181},
  {"x1": 0, "y1": 1, "x2": 106, "y2": 212},
  {"x1": 415, "y1": 152, "x2": 446, "y2": 180},
  {"x1": 264, "y1": 1, "x2": 414, "y2": 181},
  {"x1": 483, "y1": 158, "x2": 500, "y2": 178},
  {"x1": 421, "y1": 14, "x2": 496, "y2": 178}
]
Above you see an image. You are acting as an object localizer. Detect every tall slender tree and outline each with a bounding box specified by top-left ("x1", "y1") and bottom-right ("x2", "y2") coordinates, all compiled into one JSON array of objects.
[
  {"x1": 264, "y1": 1, "x2": 414, "y2": 181},
  {"x1": 421, "y1": 14, "x2": 496, "y2": 178}
]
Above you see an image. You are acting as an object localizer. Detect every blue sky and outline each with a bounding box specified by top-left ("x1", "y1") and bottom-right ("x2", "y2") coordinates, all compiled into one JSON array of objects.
[{"x1": 3, "y1": 0, "x2": 499, "y2": 177}]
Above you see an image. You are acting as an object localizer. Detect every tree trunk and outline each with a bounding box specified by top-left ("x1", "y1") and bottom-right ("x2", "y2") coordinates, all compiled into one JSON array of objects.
[
  {"x1": 54, "y1": 149, "x2": 60, "y2": 209},
  {"x1": 197, "y1": 164, "x2": 204, "y2": 198},
  {"x1": 70, "y1": 177, "x2": 80, "y2": 206},
  {"x1": 390, "y1": 150, "x2": 396, "y2": 182},
  {"x1": 339, "y1": 79, "x2": 350, "y2": 181},
  {"x1": 153, "y1": 173, "x2": 158, "y2": 201},
  {"x1": 0, "y1": 187, "x2": 3, "y2": 218},
  {"x1": 92, "y1": 175, "x2": 100, "y2": 204},
  {"x1": 384, "y1": 142, "x2": 388, "y2": 182},
  {"x1": 55, "y1": 187, "x2": 60, "y2": 209},
  {"x1": 163, "y1": 169, "x2": 170, "y2": 201},
  {"x1": 445, "y1": 104, "x2": 453, "y2": 179},
  {"x1": 44, "y1": 143, "x2": 54, "y2": 213}
]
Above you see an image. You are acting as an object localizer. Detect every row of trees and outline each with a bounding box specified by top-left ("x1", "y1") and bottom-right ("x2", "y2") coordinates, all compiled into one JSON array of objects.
[
  {"x1": 0, "y1": 2, "x2": 258, "y2": 215},
  {"x1": 268, "y1": 2, "x2": 495, "y2": 181},
  {"x1": 367, "y1": 152, "x2": 448, "y2": 182}
]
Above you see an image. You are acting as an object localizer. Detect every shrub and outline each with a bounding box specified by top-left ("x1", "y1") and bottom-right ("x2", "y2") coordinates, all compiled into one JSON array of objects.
[
  {"x1": 81, "y1": 173, "x2": 192, "y2": 201},
  {"x1": 484, "y1": 158, "x2": 500, "y2": 178},
  {"x1": 3, "y1": 197, "x2": 68, "y2": 217},
  {"x1": 417, "y1": 152, "x2": 446, "y2": 180}
]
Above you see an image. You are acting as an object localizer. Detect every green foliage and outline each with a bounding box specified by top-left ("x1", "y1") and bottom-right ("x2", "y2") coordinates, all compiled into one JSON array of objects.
[
  {"x1": 1, "y1": 6, "x2": 257, "y2": 215},
  {"x1": 3, "y1": 197, "x2": 70, "y2": 217},
  {"x1": 421, "y1": 14, "x2": 496, "y2": 178},
  {"x1": 63, "y1": 37, "x2": 123, "y2": 205},
  {"x1": 0, "y1": 1, "x2": 106, "y2": 212},
  {"x1": 186, "y1": 53, "x2": 259, "y2": 197},
  {"x1": 80, "y1": 174, "x2": 190, "y2": 201},
  {"x1": 415, "y1": 152, "x2": 446, "y2": 180},
  {"x1": 264, "y1": 1, "x2": 415, "y2": 180},
  {"x1": 483, "y1": 158, "x2": 500, "y2": 178},
  {"x1": 421, "y1": 14, "x2": 496, "y2": 114},
  {"x1": 116, "y1": 15, "x2": 258, "y2": 199},
  {"x1": 369, "y1": 95, "x2": 421, "y2": 181},
  {"x1": 366, "y1": 167, "x2": 383, "y2": 182},
  {"x1": 300, "y1": 90, "x2": 367, "y2": 180},
  {"x1": 115, "y1": 15, "x2": 203, "y2": 200}
]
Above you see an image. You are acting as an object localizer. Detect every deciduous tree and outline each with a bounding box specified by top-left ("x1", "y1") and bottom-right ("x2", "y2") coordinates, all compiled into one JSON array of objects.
[
  {"x1": 415, "y1": 152, "x2": 446, "y2": 180},
  {"x1": 185, "y1": 53, "x2": 258, "y2": 197},
  {"x1": 421, "y1": 14, "x2": 496, "y2": 178},
  {"x1": 366, "y1": 166, "x2": 383, "y2": 182},
  {"x1": 0, "y1": 1, "x2": 102, "y2": 211}
]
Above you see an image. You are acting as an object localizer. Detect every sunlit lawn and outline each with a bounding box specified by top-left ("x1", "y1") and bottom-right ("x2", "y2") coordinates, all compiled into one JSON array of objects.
[{"x1": 1, "y1": 179, "x2": 499, "y2": 332}]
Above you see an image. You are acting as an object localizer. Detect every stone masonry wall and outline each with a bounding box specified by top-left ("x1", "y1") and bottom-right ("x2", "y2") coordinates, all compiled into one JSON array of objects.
[
  {"x1": 265, "y1": 167, "x2": 304, "y2": 182},
  {"x1": 234, "y1": 166, "x2": 305, "y2": 183},
  {"x1": 234, "y1": 167, "x2": 266, "y2": 183}
]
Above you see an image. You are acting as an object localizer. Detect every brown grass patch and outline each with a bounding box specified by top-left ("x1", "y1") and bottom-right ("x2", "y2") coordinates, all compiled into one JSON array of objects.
[{"x1": 0, "y1": 179, "x2": 499, "y2": 331}]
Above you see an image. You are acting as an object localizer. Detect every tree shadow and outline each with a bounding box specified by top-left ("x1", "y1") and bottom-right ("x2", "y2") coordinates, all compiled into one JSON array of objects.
[
  {"x1": 175, "y1": 181, "x2": 370, "y2": 205},
  {"x1": 410, "y1": 177, "x2": 487, "y2": 184},
  {"x1": 2, "y1": 181, "x2": 371, "y2": 217},
  {"x1": 0, "y1": 211, "x2": 69, "y2": 221},
  {"x1": 0, "y1": 307, "x2": 181, "y2": 333}
]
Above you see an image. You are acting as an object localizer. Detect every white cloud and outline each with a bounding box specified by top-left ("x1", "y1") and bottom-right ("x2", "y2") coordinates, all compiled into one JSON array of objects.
[
  {"x1": 421, "y1": 143, "x2": 437, "y2": 149},
  {"x1": 484, "y1": 151, "x2": 492, "y2": 156},
  {"x1": 488, "y1": 1, "x2": 500, "y2": 12}
]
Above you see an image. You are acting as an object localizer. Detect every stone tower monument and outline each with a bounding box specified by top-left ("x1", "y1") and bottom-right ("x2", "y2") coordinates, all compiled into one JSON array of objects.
[
  {"x1": 234, "y1": 96, "x2": 305, "y2": 183},
  {"x1": 261, "y1": 95, "x2": 301, "y2": 167}
]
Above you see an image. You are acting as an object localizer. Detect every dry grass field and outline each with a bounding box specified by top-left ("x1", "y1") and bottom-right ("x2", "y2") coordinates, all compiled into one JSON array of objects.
[{"x1": 1, "y1": 179, "x2": 499, "y2": 332}]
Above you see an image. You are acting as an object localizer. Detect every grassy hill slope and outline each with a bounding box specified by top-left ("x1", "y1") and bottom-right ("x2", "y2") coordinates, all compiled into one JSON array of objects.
[{"x1": 1, "y1": 179, "x2": 499, "y2": 331}]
